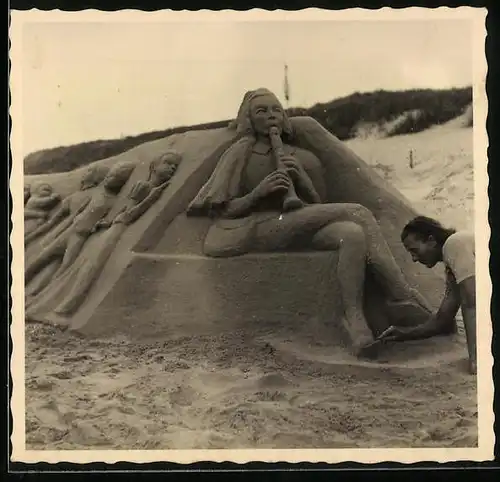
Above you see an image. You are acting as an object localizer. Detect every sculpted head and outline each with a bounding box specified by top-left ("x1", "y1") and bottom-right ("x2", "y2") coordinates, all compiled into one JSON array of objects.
[
  {"x1": 230, "y1": 88, "x2": 293, "y2": 138},
  {"x1": 81, "y1": 165, "x2": 110, "y2": 191},
  {"x1": 103, "y1": 163, "x2": 135, "y2": 193},
  {"x1": 32, "y1": 183, "x2": 54, "y2": 198},
  {"x1": 149, "y1": 151, "x2": 181, "y2": 185}
]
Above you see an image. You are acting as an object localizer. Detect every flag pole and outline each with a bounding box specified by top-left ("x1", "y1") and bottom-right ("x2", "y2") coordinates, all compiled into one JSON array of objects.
[{"x1": 284, "y1": 63, "x2": 290, "y2": 110}]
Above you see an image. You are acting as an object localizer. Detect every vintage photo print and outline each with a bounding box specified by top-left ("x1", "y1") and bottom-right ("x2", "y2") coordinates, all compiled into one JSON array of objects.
[{"x1": 9, "y1": 7, "x2": 492, "y2": 464}]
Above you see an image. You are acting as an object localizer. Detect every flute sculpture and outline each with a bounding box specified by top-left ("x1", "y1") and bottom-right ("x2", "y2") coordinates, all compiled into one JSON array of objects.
[{"x1": 268, "y1": 126, "x2": 304, "y2": 212}]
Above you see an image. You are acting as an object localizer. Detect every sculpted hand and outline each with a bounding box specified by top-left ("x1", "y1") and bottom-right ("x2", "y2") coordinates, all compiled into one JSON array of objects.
[
  {"x1": 377, "y1": 325, "x2": 413, "y2": 342},
  {"x1": 113, "y1": 212, "x2": 131, "y2": 225},
  {"x1": 93, "y1": 220, "x2": 111, "y2": 231},
  {"x1": 128, "y1": 180, "x2": 152, "y2": 203},
  {"x1": 253, "y1": 171, "x2": 291, "y2": 199},
  {"x1": 280, "y1": 156, "x2": 303, "y2": 181}
]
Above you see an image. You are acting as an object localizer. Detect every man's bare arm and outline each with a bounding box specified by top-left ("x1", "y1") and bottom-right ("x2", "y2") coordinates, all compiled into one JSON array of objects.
[
  {"x1": 397, "y1": 272, "x2": 461, "y2": 340},
  {"x1": 459, "y1": 276, "x2": 476, "y2": 374}
]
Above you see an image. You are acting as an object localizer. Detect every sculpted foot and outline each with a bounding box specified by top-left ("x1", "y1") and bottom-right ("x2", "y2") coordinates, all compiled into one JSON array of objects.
[
  {"x1": 468, "y1": 359, "x2": 477, "y2": 375},
  {"x1": 282, "y1": 197, "x2": 305, "y2": 212},
  {"x1": 353, "y1": 338, "x2": 381, "y2": 360}
]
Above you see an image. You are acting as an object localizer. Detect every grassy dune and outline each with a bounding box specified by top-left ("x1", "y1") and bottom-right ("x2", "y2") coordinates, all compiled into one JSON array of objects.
[{"x1": 24, "y1": 87, "x2": 472, "y2": 175}]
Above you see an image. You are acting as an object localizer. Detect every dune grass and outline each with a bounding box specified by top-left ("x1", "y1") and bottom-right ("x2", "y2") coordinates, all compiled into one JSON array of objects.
[{"x1": 24, "y1": 87, "x2": 472, "y2": 176}]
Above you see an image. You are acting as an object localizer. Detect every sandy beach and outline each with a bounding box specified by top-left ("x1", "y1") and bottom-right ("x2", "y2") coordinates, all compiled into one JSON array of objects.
[{"x1": 24, "y1": 123, "x2": 478, "y2": 450}]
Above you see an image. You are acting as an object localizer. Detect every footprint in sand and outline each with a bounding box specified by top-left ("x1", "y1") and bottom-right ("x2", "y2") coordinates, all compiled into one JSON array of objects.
[
  {"x1": 168, "y1": 385, "x2": 199, "y2": 407},
  {"x1": 33, "y1": 400, "x2": 68, "y2": 431},
  {"x1": 27, "y1": 377, "x2": 54, "y2": 391},
  {"x1": 256, "y1": 373, "x2": 293, "y2": 389},
  {"x1": 50, "y1": 370, "x2": 76, "y2": 380}
]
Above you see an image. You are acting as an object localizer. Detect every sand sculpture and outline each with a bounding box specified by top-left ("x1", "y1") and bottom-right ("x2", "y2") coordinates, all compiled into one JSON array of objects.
[
  {"x1": 24, "y1": 184, "x2": 31, "y2": 204},
  {"x1": 25, "y1": 87, "x2": 454, "y2": 362},
  {"x1": 25, "y1": 163, "x2": 135, "y2": 301},
  {"x1": 49, "y1": 152, "x2": 180, "y2": 317},
  {"x1": 24, "y1": 182, "x2": 61, "y2": 238},
  {"x1": 25, "y1": 153, "x2": 181, "y2": 321},
  {"x1": 187, "y1": 88, "x2": 432, "y2": 357},
  {"x1": 25, "y1": 164, "x2": 110, "y2": 248}
]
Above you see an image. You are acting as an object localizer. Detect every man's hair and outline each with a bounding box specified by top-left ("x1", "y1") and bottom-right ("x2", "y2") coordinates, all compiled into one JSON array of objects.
[{"x1": 401, "y1": 216, "x2": 456, "y2": 246}]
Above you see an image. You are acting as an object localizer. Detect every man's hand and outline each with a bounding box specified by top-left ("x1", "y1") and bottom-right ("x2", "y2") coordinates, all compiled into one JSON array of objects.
[{"x1": 377, "y1": 325, "x2": 415, "y2": 342}]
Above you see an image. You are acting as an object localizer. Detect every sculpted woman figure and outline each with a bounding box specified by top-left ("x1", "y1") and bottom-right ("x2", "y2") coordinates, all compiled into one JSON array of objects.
[{"x1": 188, "y1": 88, "x2": 431, "y2": 358}]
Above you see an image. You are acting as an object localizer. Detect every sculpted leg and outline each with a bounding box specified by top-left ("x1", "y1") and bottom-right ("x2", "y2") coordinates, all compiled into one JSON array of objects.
[
  {"x1": 53, "y1": 232, "x2": 87, "y2": 278},
  {"x1": 25, "y1": 236, "x2": 66, "y2": 285},
  {"x1": 312, "y1": 221, "x2": 376, "y2": 357},
  {"x1": 25, "y1": 262, "x2": 61, "y2": 298},
  {"x1": 347, "y1": 204, "x2": 431, "y2": 310}
]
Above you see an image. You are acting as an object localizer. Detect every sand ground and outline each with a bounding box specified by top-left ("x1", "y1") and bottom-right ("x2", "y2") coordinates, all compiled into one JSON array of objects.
[{"x1": 24, "y1": 124, "x2": 478, "y2": 450}]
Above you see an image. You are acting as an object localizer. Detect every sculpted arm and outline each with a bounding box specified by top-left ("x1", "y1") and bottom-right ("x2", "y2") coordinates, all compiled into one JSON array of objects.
[
  {"x1": 222, "y1": 191, "x2": 260, "y2": 219},
  {"x1": 222, "y1": 171, "x2": 292, "y2": 219},
  {"x1": 33, "y1": 193, "x2": 61, "y2": 210},
  {"x1": 24, "y1": 209, "x2": 49, "y2": 220},
  {"x1": 24, "y1": 197, "x2": 80, "y2": 242},
  {"x1": 114, "y1": 181, "x2": 167, "y2": 225}
]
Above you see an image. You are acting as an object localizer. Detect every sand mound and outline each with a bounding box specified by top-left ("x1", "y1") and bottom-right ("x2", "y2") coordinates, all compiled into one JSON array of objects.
[
  {"x1": 352, "y1": 110, "x2": 424, "y2": 140},
  {"x1": 346, "y1": 121, "x2": 474, "y2": 231}
]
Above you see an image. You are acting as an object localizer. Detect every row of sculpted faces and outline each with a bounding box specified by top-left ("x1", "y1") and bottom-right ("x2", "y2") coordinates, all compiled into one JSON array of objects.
[{"x1": 24, "y1": 151, "x2": 182, "y2": 318}]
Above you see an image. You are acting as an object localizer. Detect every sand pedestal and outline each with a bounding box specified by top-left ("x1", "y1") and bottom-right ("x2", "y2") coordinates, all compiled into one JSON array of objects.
[{"x1": 71, "y1": 250, "x2": 418, "y2": 346}]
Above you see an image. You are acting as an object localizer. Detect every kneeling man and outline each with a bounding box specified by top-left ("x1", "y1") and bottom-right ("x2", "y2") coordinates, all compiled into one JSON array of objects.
[{"x1": 379, "y1": 216, "x2": 477, "y2": 375}]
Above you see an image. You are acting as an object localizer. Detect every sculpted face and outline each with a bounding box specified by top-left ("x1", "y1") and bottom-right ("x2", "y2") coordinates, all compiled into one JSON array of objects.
[
  {"x1": 155, "y1": 162, "x2": 177, "y2": 184},
  {"x1": 151, "y1": 152, "x2": 180, "y2": 185},
  {"x1": 34, "y1": 183, "x2": 53, "y2": 198},
  {"x1": 103, "y1": 165, "x2": 133, "y2": 192},
  {"x1": 249, "y1": 94, "x2": 285, "y2": 137},
  {"x1": 81, "y1": 166, "x2": 109, "y2": 190}
]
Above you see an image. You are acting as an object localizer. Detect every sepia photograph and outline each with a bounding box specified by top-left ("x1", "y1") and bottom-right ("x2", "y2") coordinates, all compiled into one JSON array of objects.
[{"x1": 9, "y1": 7, "x2": 493, "y2": 464}]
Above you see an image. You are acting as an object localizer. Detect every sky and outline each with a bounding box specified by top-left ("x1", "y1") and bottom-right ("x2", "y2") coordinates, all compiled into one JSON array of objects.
[{"x1": 20, "y1": 17, "x2": 473, "y2": 155}]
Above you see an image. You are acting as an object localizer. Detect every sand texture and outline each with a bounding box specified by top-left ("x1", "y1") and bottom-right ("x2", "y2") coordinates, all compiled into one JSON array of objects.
[{"x1": 25, "y1": 323, "x2": 477, "y2": 450}]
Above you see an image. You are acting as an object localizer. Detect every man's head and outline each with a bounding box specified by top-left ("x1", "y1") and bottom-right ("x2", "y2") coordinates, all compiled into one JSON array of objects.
[{"x1": 401, "y1": 216, "x2": 455, "y2": 268}]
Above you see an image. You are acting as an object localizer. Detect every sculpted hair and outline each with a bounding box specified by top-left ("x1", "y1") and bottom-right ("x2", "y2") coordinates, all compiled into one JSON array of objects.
[
  {"x1": 401, "y1": 216, "x2": 456, "y2": 247},
  {"x1": 228, "y1": 88, "x2": 294, "y2": 140}
]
